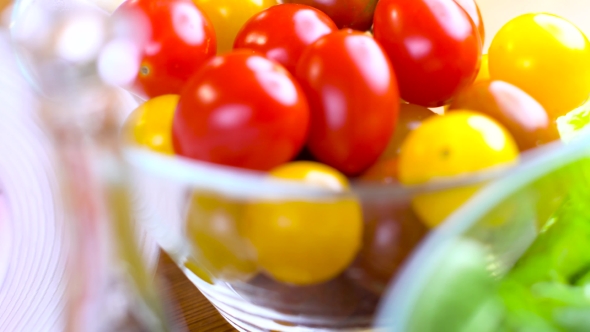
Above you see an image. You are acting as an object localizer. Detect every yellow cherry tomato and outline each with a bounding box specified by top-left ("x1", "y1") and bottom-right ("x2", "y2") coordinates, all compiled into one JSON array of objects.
[
  {"x1": 399, "y1": 111, "x2": 519, "y2": 227},
  {"x1": 186, "y1": 192, "x2": 258, "y2": 281},
  {"x1": 193, "y1": 0, "x2": 278, "y2": 54},
  {"x1": 242, "y1": 161, "x2": 363, "y2": 285},
  {"x1": 410, "y1": 185, "x2": 481, "y2": 229},
  {"x1": 474, "y1": 54, "x2": 489, "y2": 83},
  {"x1": 489, "y1": 13, "x2": 590, "y2": 119},
  {"x1": 123, "y1": 94, "x2": 178, "y2": 155}
]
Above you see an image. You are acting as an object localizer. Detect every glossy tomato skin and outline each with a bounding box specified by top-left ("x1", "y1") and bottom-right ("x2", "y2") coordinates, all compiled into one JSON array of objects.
[
  {"x1": 399, "y1": 111, "x2": 519, "y2": 185},
  {"x1": 123, "y1": 94, "x2": 179, "y2": 155},
  {"x1": 173, "y1": 50, "x2": 310, "y2": 171},
  {"x1": 449, "y1": 80, "x2": 559, "y2": 151},
  {"x1": 373, "y1": 0, "x2": 481, "y2": 107},
  {"x1": 242, "y1": 161, "x2": 363, "y2": 285},
  {"x1": 283, "y1": 0, "x2": 378, "y2": 31},
  {"x1": 488, "y1": 13, "x2": 590, "y2": 118},
  {"x1": 296, "y1": 29, "x2": 400, "y2": 176},
  {"x1": 453, "y1": 0, "x2": 485, "y2": 41},
  {"x1": 398, "y1": 111, "x2": 519, "y2": 227},
  {"x1": 112, "y1": 0, "x2": 216, "y2": 98},
  {"x1": 234, "y1": 4, "x2": 337, "y2": 75}
]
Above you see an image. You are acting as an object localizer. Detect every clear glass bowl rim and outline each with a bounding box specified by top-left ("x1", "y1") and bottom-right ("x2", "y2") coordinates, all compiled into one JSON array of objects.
[{"x1": 123, "y1": 137, "x2": 564, "y2": 201}]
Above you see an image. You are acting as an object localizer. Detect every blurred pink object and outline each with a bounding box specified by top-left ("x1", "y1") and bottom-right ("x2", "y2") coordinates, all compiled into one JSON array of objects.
[
  {"x1": 0, "y1": 193, "x2": 9, "y2": 289},
  {"x1": 0, "y1": 27, "x2": 159, "y2": 331}
]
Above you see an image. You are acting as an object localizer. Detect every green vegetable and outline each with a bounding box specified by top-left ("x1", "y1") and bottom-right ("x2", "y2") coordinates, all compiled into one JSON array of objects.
[
  {"x1": 497, "y1": 191, "x2": 590, "y2": 331},
  {"x1": 507, "y1": 198, "x2": 590, "y2": 287},
  {"x1": 557, "y1": 98, "x2": 590, "y2": 143},
  {"x1": 408, "y1": 240, "x2": 504, "y2": 332}
]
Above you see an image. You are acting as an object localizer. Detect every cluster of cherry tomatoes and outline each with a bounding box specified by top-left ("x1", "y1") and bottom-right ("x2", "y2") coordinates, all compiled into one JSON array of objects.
[{"x1": 120, "y1": 0, "x2": 590, "y2": 286}]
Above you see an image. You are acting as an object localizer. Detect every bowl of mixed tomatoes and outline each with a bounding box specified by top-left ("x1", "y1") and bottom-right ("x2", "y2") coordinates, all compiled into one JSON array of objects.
[{"x1": 114, "y1": 0, "x2": 590, "y2": 330}]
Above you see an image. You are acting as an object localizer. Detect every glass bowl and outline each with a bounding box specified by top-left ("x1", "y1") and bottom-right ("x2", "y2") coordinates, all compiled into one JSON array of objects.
[
  {"x1": 125, "y1": 143, "x2": 518, "y2": 331},
  {"x1": 122, "y1": 0, "x2": 590, "y2": 330}
]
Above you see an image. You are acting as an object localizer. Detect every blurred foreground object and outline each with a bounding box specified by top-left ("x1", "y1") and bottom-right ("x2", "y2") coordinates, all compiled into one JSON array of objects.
[{"x1": 11, "y1": 0, "x2": 179, "y2": 330}]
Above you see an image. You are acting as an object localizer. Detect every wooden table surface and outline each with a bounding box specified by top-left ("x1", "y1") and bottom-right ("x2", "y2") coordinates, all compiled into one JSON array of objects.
[{"x1": 156, "y1": 252, "x2": 236, "y2": 332}]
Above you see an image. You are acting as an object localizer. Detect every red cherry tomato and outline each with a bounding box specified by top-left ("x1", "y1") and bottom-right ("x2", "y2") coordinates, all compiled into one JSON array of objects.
[
  {"x1": 234, "y1": 4, "x2": 338, "y2": 75},
  {"x1": 112, "y1": 0, "x2": 216, "y2": 98},
  {"x1": 283, "y1": 0, "x2": 378, "y2": 31},
  {"x1": 373, "y1": 0, "x2": 481, "y2": 107},
  {"x1": 453, "y1": 0, "x2": 485, "y2": 42},
  {"x1": 296, "y1": 30, "x2": 399, "y2": 176},
  {"x1": 173, "y1": 50, "x2": 310, "y2": 171}
]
